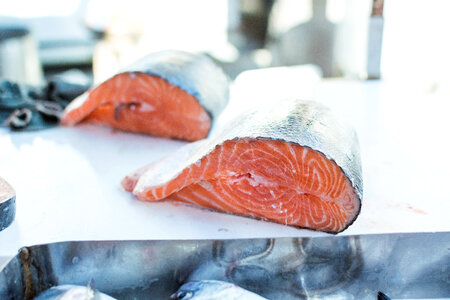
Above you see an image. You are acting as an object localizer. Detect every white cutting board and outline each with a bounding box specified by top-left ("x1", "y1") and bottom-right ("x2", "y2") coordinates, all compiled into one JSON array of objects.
[{"x1": 1, "y1": 75, "x2": 449, "y2": 257}]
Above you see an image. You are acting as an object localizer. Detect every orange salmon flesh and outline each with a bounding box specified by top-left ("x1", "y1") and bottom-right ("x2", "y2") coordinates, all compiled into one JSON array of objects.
[
  {"x1": 61, "y1": 73, "x2": 211, "y2": 141},
  {"x1": 122, "y1": 138, "x2": 360, "y2": 233}
]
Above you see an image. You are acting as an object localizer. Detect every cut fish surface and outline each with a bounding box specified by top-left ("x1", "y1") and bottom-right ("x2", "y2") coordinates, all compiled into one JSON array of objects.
[
  {"x1": 123, "y1": 100, "x2": 363, "y2": 233},
  {"x1": 61, "y1": 50, "x2": 229, "y2": 141}
]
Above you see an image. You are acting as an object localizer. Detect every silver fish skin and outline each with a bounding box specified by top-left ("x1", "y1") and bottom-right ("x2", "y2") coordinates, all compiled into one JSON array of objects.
[
  {"x1": 171, "y1": 280, "x2": 267, "y2": 300},
  {"x1": 131, "y1": 99, "x2": 362, "y2": 231},
  {"x1": 378, "y1": 293, "x2": 450, "y2": 300},
  {"x1": 123, "y1": 50, "x2": 229, "y2": 120},
  {"x1": 33, "y1": 285, "x2": 117, "y2": 300}
]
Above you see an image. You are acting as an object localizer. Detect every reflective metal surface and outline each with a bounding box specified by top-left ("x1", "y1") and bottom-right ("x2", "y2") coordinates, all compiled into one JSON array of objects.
[
  {"x1": 0, "y1": 176, "x2": 15, "y2": 232},
  {"x1": 0, "y1": 232, "x2": 448, "y2": 299}
]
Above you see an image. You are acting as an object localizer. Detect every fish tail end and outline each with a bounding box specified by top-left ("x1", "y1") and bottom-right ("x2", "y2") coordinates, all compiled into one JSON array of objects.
[{"x1": 121, "y1": 176, "x2": 138, "y2": 192}]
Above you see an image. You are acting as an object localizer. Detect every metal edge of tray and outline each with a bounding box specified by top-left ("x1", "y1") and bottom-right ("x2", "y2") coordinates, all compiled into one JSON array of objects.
[{"x1": 0, "y1": 232, "x2": 449, "y2": 299}]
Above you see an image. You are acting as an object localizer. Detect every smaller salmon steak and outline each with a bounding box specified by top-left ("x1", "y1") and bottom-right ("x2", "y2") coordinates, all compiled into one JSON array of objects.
[
  {"x1": 122, "y1": 100, "x2": 363, "y2": 233},
  {"x1": 61, "y1": 51, "x2": 229, "y2": 141}
]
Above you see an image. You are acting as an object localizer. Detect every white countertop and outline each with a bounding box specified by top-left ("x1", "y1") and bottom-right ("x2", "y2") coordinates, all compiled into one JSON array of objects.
[{"x1": 1, "y1": 77, "x2": 450, "y2": 257}]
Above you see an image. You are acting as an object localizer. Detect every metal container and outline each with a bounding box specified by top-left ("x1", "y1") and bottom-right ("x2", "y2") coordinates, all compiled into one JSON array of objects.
[
  {"x1": 0, "y1": 18, "x2": 44, "y2": 85},
  {"x1": 0, "y1": 177, "x2": 15, "y2": 232},
  {"x1": 0, "y1": 232, "x2": 449, "y2": 299}
]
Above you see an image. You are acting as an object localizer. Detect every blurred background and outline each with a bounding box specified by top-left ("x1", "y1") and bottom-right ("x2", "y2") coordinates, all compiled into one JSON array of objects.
[{"x1": 0, "y1": 0, "x2": 449, "y2": 91}]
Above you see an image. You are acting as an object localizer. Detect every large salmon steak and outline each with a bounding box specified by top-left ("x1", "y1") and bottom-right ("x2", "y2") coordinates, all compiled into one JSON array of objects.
[{"x1": 122, "y1": 100, "x2": 363, "y2": 233}]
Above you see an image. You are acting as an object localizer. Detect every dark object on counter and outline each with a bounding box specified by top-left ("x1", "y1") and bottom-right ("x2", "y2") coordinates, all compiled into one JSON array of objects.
[
  {"x1": 0, "y1": 177, "x2": 15, "y2": 232},
  {"x1": 0, "y1": 78, "x2": 89, "y2": 131},
  {"x1": 0, "y1": 232, "x2": 449, "y2": 299},
  {"x1": 378, "y1": 291, "x2": 391, "y2": 300}
]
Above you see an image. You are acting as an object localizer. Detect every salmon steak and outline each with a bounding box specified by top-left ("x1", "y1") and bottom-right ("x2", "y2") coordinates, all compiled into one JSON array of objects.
[
  {"x1": 61, "y1": 50, "x2": 229, "y2": 141},
  {"x1": 122, "y1": 100, "x2": 363, "y2": 233}
]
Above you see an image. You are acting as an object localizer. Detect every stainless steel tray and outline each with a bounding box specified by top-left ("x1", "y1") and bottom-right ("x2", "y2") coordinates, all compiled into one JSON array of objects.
[{"x1": 0, "y1": 232, "x2": 449, "y2": 299}]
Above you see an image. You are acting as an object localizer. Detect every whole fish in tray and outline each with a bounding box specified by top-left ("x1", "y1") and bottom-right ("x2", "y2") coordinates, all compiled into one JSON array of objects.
[
  {"x1": 61, "y1": 50, "x2": 229, "y2": 141},
  {"x1": 34, "y1": 283, "x2": 116, "y2": 300},
  {"x1": 171, "y1": 280, "x2": 267, "y2": 299},
  {"x1": 123, "y1": 99, "x2": 362, "y2": 233},
  {"x1": 0, "y1": 232, "x2": 448, "y2": 299}
]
